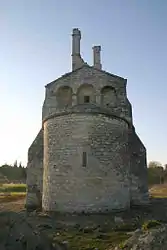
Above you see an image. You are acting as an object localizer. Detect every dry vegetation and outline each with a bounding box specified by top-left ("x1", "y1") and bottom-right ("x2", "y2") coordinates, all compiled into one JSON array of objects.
[{"x1": 149, "y1": 184, "x2": 167, "y2": 198}]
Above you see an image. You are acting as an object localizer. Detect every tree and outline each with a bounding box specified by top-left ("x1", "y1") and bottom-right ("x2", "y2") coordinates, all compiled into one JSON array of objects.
[
  {"x1": 18, "y1": 162, "x2": 22, "y2": 168},
  {"x1": 0, "y1": 163, "x2": 27, "y2": 182},
  {"x1": 13, "y1": 160, "x2": 18, "y2": 168},
  {"x1": 22, "y1": 167, "x2": 27, "y2": 179},
  {"x1": 148, "y1": 161, "x2": 164, "y2": 185},
  {"x1": 148, "y1": 161, "x2": 163, "y2": 168}
]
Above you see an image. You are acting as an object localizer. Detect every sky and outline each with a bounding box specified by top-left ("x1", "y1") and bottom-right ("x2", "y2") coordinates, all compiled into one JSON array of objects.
[{"x1": 0, "y1": 0, "x2": 167, "y2": 166}]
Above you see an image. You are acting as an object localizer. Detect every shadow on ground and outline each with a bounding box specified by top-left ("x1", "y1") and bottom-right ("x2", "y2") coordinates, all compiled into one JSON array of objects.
[{"x1": 0, "y1": 197, "x2": 167, "y2": 250}]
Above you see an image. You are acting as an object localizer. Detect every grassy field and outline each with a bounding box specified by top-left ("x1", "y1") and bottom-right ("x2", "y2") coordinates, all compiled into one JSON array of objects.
[
  {"x1": 149, "y1": 184, "x2": 167, "y2": 198},
  {"x1": 0, "y1": 183, "x2": 26, "y2": 202},
  {"x1": 0, "y1": 183, "x2": 26, "y2": 192}
]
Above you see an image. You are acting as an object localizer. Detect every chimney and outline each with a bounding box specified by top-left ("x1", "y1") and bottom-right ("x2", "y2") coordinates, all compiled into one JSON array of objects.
[
  {"x1": 92, "y1": 46, "x2": 102, "y2": 70},
  {"x1": 72, "y1": 28, "x2": 81, "y2": 70}
]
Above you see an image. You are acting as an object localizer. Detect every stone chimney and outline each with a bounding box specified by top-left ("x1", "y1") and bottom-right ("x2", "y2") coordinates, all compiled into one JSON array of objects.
[
  {"x1": 92, "y1": 46, "x2": 102, "y2": 70},
  {"x1": 72, "y1": 28, "x2": 84, "y2": 71},
  {"x1": 72, "y1": 28, "x2": 81, "y2": 56}
]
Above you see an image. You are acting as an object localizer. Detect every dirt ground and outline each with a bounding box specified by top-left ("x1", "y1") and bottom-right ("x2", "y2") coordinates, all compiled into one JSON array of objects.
[
  {"x1": 1, "y1": 197, "x2": 167, "y2": 224},
  {"x1": 1, "y1": 197, "x2": 167, "y2": 249},
  {"x1": 0, "y1": 197, "x2": 25, "y2": 212}
]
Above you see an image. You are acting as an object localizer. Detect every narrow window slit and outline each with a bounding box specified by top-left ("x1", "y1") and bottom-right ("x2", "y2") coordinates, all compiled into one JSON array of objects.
[{"x1": 82, "y1": 152, "x2": 87, "y2": 167}]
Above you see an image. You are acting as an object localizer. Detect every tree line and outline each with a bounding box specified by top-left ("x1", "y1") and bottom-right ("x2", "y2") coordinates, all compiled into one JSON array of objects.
[
  {"x1": 148, "y1": 161, "x2": 167, "y2": 186},
  {"x1": 0, "y1": 161, "x2": 26, "y2": 183},
  {"x1": 0, "y1": 160, "x2": 167, "y2": 186}
]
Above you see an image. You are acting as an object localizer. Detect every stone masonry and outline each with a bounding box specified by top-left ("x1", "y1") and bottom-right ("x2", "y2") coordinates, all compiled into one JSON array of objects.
[{"x1": 26, "y1": 28, "x2": 149, "y2": 212}]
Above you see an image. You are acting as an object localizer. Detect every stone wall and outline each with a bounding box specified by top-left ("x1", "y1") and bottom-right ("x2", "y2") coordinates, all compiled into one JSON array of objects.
[
  {"x1": 129, "y1": 128, "x2": 149, "y2": 205},
  {"x1": 77, "y1": 84, "x2": 95, "y2": 104},
  {"x1": 26, "y1": 129, "x2": 43, "y2": 209},
  {"x1": 26, "y1": 64, "x2": 148, "y2": 212},
  {"x1": 101, "y1": 86, "x2": 117, "y2": 107},
  {"x1": 42, "y1": 113, "x2": 130, "y2": 212},
  {"x1": 56, "y1": 86, "x2": 72, "y2": 108},
  {"x1": 42, "y1": 65, "x2": 131, "y2": 123}
]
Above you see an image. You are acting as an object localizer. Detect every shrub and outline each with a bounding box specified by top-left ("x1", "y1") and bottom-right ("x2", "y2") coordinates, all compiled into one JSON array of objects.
[
  {"x1": 142, "y1": 220, "x2": 162, "y2": 231},
  {"x1": 119, "y1": 241, "x2": 126, "y2": 249}
]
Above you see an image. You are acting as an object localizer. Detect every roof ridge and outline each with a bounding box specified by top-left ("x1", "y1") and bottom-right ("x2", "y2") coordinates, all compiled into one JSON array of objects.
[{"x1": 45, "y1": 64, "x2": 126, "y2": 88}]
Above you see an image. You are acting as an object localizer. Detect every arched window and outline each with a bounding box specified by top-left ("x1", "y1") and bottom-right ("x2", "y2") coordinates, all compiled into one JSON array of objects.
[
  {"x1": 101, "y1": 86, "x2": 116, "y2": 107},
  {"x1": 77, "y1": 84, "x2": 95, "y2": 104},
  {"x1": 56, "y1": 86, "x2": 72, "y2": 108}
]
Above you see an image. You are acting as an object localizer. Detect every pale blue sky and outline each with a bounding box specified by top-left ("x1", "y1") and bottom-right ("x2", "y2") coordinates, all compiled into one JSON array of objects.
[{"x1": 0, "y1": 0, "x2": 167, "y2": 166}]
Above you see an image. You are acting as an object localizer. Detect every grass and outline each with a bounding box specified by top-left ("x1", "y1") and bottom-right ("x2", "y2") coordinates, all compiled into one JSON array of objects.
[
  {"x1": 48, "y1": 223, "x2": 139, "y2": 250},
  {"x1": 51, "y1": 229, "x2": 131, "y2": 250},
  {"x1": 0, "y1": 183, "x2": 26, "y2": 193},
  {"x1": 0, "y1": 183, "x2": 26, "y2": 202},
  {"x1": 142, "y1": 220, "x2": 162, "y2": 231}
]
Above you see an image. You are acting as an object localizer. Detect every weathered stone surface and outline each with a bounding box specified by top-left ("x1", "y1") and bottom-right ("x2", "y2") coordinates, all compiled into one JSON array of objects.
[
  {"x1": 43, "y1": 113, "x2": 130, "y2": 212},
  {"x1": 26, "y1": 28, "x2": 149, "y2": 213},
  {"x1": 129, "y1": 128, "x2": 149, "y2": 206},
  {"x1": 42, "y1": 65, "x2": 131, "y2": 124},
  {"x1": 115, "y1": 225, "x2": 167, "y2": 250},
  {"x1": 26, "y1": 129, "x2": 43, "y2": 210}
]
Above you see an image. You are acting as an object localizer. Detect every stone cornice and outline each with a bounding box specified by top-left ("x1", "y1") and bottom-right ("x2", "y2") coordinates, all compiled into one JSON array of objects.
[{"x1": 42, "y1": 109, "x2": 131, "y2": 128}]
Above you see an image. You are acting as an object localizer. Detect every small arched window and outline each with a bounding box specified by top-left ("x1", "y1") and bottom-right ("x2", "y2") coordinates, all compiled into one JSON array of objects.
[
  {"x1": 77, "y1": 84, "x2": 95, "y2": 104},
  {"x1": 56, "y1": 86, "x2": 72, "y2": 108},
  {"x1": 101, "y1": 86, "x2": 116, "y2": 107}
]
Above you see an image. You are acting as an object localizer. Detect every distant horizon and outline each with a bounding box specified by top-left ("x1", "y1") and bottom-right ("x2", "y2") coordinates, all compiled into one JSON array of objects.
[{"x1": 0, "y1": 0, "x2": 167, "y2": 166}]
